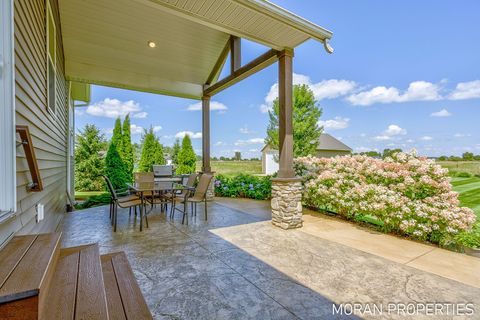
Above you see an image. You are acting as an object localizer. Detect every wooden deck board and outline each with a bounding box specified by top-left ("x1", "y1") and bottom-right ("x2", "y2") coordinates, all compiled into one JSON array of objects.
[
  {"x1": 40, "y1": 247, "x2": 81, "y2": 320},
  {"x1": 0, "y1": 233, "x2": 61, "y2": 303},
  {"x1": 75, "y1": 243, "x2": 109, "y2": 320},
  {"x1": 101, "y1": 255, "x2": 127, "y2": 320},
  {"x1": 0, "y1": 235, "x2": 37, "y2": 290},
  {"x1": 109, "y1": 252, "x2": 152, "y2": 320}
]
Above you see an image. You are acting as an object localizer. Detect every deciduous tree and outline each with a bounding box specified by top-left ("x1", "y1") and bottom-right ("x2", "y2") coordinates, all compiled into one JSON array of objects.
[{"x1": 266, "y1": 84, "x2": 323, "y2": 157}]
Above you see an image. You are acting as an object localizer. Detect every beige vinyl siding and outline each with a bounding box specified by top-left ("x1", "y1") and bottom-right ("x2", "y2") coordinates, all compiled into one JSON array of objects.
[{"x1": 0, "y1": 0, "x2": 68, "y2": 245}]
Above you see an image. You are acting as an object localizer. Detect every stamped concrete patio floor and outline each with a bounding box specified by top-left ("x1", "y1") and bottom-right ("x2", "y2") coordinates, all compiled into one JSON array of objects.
[{"x1": 59, "y1": 198, "x2": 480, "y2": 319}]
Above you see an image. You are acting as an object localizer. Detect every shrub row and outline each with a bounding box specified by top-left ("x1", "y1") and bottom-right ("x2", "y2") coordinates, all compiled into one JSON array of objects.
[
  {"x1": 295, "y1": 151, "x2": 477, "y2": 245},
  {"x1": 214, "y1": 174, "x2": 271, "y2": 200}
]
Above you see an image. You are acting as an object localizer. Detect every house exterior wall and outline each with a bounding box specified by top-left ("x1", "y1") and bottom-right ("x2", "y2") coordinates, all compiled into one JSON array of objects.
[{"x1": 0, "y1": 0, "x2": 68, "y2": 245}]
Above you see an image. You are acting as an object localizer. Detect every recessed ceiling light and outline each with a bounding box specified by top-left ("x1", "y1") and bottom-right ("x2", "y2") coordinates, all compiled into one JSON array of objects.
[{"x1": 147, "y1": 41, "x2": 156, "y2": 48}]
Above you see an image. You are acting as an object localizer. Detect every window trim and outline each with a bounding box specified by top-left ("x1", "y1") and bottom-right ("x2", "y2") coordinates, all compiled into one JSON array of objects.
[
  {"x1": 0, "y1": 0, "x2": 16, "y2": 222},
  {"x1": 46, "y1": 0, "x2": 56, "y2": 116}
]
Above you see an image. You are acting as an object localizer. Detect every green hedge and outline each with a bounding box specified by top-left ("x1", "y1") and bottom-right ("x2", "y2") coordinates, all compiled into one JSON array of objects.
[{"x1": 214, "y1": 174, "x2": 271, "y2": 200}]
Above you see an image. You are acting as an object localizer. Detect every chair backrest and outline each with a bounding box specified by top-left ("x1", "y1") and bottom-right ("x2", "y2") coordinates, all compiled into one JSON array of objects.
[
  {"x1": 103, "y1": 175, "x2": 117, "y2": 200},
  {"x1": 192, "y1": 174, "x2": 213, "y2": 200},
  {"x1": 134, "y1": 172, "x2": 154, "y2": 183},
  {"x1": 185, "y1": 173, "x2": 198, "y2": 188}
]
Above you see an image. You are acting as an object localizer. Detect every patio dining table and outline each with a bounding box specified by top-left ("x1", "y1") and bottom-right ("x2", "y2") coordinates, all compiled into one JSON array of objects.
[{"x1": 127, "y1": 181, "x2": 193, "y2": 231}]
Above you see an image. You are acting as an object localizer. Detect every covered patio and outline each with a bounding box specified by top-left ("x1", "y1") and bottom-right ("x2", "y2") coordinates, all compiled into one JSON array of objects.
[
  {"x1": 60, "y1": 0, "x2": 335, "y2": 229},
  {"x1": 60, "y1": 200, "x2": 480, "y2": 319}
]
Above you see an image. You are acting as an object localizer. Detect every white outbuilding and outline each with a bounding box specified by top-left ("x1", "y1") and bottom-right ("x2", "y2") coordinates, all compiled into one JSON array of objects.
[{"x1": 261, "y1": 133, "x2": 352, "y2": 175}]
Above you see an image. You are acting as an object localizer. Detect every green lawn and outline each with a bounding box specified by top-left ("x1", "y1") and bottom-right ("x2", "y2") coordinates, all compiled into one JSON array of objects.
[
  {"x1": 451, "y1": 176, "x2": 480, "y2": 217},
  {"x1": 75, "y1": 191, "x2": 107, "y2": 200},
  {"x1": 438, "y1": 161, "x2": 480, "y2": 176},
  {"x1": 196, "y1": 160, "x2": 262, "y2": 176}
]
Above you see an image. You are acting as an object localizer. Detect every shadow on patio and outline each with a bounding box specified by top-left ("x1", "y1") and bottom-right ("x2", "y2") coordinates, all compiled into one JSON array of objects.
[{"x1": 58, "y1": 199, "x2": 479, "y2": 319}]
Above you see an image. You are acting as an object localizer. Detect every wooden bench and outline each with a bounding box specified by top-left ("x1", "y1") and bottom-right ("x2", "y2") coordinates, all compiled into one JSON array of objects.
[
  {"x1": 101, "y1": 252, "x2": 152, "y2": 320},
  {"x1": 0, "y1": 233, "x2": 152, "y2": 319}
]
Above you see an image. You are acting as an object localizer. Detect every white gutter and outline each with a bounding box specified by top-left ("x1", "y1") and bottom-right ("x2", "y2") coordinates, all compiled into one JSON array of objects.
[{"x1": 233, "y1": 0, "x2": 333, "y2": 43}]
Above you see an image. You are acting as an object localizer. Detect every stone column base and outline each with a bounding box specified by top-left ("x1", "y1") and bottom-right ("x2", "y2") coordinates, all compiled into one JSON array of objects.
[
  {"x1": 271, "y1": 177, "x2": 303, "y2": 229},
  {"x1": 206, "y1": 177, "x2": 215, "y2": 201}
]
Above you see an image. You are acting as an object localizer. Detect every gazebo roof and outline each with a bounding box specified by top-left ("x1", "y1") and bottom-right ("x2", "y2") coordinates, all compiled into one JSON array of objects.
[{"x1": 59, "y1": 0, "x2": 333, "y2": 100}]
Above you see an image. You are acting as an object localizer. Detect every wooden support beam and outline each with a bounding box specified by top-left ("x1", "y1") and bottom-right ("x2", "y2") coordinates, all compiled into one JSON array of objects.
[
  {"x1": 204, "y1": 49, "x2": 279, "y2": 97},
  {"x1": 230, "y1": 36, "x2": 241, "y2": 73},
  {"x1": 202, "y1": 95, "x2": 211, "y2": 173},
  {"x1": 205, "y1": 38, "x2": 231, "y2": 85},
  {"x1": 277, "y1": 49, "x2": 295, "y2": 178}
]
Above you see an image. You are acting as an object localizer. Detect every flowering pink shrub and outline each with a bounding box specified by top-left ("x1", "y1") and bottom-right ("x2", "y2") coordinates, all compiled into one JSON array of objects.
[{"x1": 295, "y1": 151, "x2": 476, "y2": 244}]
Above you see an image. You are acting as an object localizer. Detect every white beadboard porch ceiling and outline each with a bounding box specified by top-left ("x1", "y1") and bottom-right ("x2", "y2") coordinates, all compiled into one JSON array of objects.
[{"x1": 59, "y1": 0, "x2": 333, "y2": 99}]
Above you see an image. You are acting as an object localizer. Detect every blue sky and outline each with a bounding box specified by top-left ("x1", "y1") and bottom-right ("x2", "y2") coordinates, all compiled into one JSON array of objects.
[{"x1": 75, "y1": 0, "x2": 480, "y2": 158}]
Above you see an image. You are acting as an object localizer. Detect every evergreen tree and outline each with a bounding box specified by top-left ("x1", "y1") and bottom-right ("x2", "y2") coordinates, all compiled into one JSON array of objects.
[
  {"x1": 176, "y1": 135, "x2": 197, "y2": 174},
  {"x1": 171, "y1": 138, "x2": 181, "y2": 165},
  {"x1": 104, "y1": 142, "x2": 129, "y2": 190},
  {"x1": 138, "y1": 128, "x2": 166, "y2": 172},
  {"x1": 122, "y1": 114, "x2": 134, "y2": 180},
  {"x1": 111, "y1": 117, "x2": 124, "y2": 157},
  {"x1": 75, "y1": 124, "x2": 106, "y2": 191},
  {"x1": 266, "y1": 84, "x2": 323, "y2": 157}
]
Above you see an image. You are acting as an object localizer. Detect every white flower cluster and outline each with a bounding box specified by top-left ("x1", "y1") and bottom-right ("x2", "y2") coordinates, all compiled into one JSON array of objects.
[{"x1": 295, "y1": 151, "x2": 476, "y2": 243}]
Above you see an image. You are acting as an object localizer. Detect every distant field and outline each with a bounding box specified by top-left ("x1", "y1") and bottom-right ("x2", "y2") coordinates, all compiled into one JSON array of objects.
[
  {"x1": 196, "y1": 160, "x2": 262, "y2": 176},
  {"x1": 438, "y1": 161, "x2": 480, "y2": 176},
  {"x1": 451, "y1": 177, "x2": 480, "y2": 218}
]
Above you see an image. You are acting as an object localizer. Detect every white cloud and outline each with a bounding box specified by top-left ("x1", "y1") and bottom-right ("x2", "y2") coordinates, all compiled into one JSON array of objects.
[
  {"x1": 454, "y1": 133, "x2": 471, "y2": 138},
  {"x1": 420, "y1": 136, "x2": 433, "y2": 141},
  {"x1": 234, "y1": 138, "x2": 264, "y2": 146},
  {"x1": 239, "y1": 125, "x2": 253, "y2": 134},
  {"x1": 74, "y1": 109, "x2": 84, "y2": 116},
  {"x1": 430, "y1": 109, "x2": 451, "y2": 117},
  {"x1": 152, "y1": 126, "x2": 162, "y2": 133},
  {"x1": 318, "y1": 116, "x2": 350, "y2": 130},
  {"x1": 373, "y1": 124, "x2": 407, "y2": 141},
  {"x1": 384, "y1": 124, "x2": 407, "y2": 136},
  {"x1": 215, "y1": 141, "x2": 227, "y2": 146},
  {"x1": 260, "y1": 73, "x2": 356, "y2": 113},
  {"x1": 449, "y1": 80, "x2": 480, "y2": 100},
  {"x1": 86, "y1": 98, "x2": 145, "y2": 118},
  {"x1": 373, "y1": 135, "x2": 391, "y2": 141},
  {"x1": 130, "y1": 124, "x2": 144, "y2": 135},
  {"x1": 187, "y1": 101, "x2": 228, "y2": 112},
  {"x1": 132, "y1": 112, "x2": 148, "y2": 119},
  {"x1": 347, "y1": 81, "x2": 442, "y2": 106},
  {"x1": 406, "y1": 139, "x2": 415, "y2": 143},
  {"x1": 175, "y1": 131, "x2": 202, "y2": 139}
]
